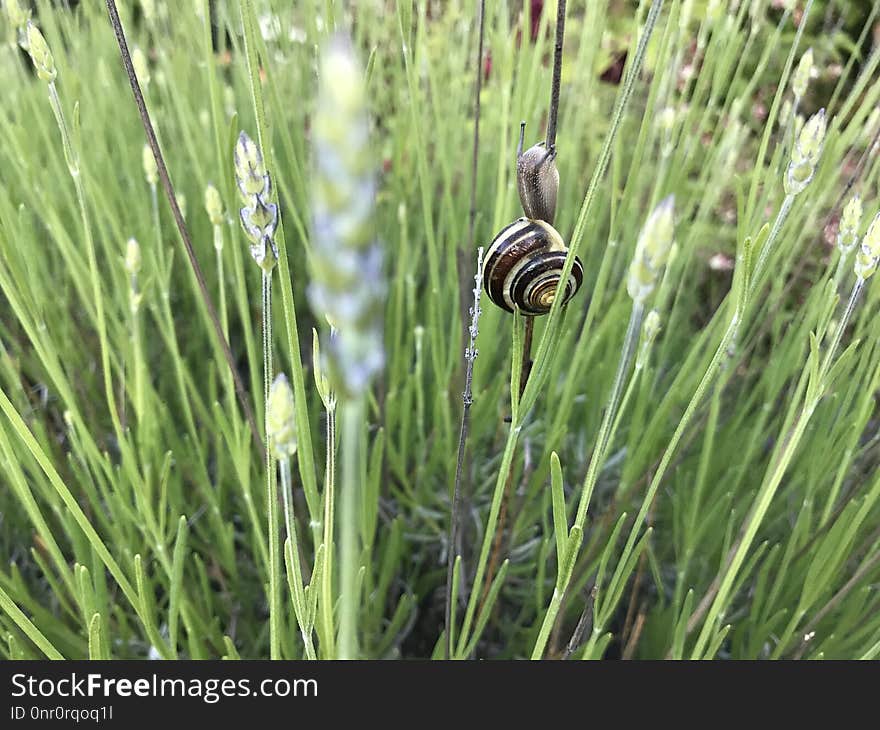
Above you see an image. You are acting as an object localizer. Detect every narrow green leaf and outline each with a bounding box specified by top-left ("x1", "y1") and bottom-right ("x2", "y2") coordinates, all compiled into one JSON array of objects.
[
  {"x1": 87, "y1": 612, "x2": 104, "y2": 660},
  {"x1": 168, "y1": 515, "x2": 189, "y2": 658},
  {"x1": 550, "y1": 452, "x2": 568, "y2": 566}
]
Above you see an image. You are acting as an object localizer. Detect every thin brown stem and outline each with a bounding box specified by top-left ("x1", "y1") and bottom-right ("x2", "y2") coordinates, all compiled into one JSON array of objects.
[
  {"x1": 105, "y1": 0, "x2": 264, "y2": 459},
  {"x1": 545, "y1": 0, "x2": 567, "y2": 150},
  {"x1": 521, "y1": 315, "x2": 535, "y2": 387},
  {"x1": 457, "y1": 0, "x2": 487, "y2": 364},
  {"x1": 621, "y1": 608, "x2": 646, "y2": 660}
]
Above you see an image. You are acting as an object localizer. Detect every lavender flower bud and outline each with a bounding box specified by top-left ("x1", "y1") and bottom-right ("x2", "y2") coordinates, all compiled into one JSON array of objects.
[
  {"x1": 864, "y1": 108, "x2": 880, "y2": 144},
  {"x1": 234, "y1": 131, "x2": 278, "y2": 273},
  {"x1": 837, "y1": 195, "x2": 862, "y2": 257},
  {"x1": 124, "y1": 237, "x2": 141, "y2": 277},
  {"x1": 855, "y1": 211, "x2": 880, "y2": 281},
  {"x1": 792, "y1": 48, "x2": 813, "y2": 100},
  {"x1": 141, "y1": 0, "x2": 156, "y2": 24},
  {"x1": 26, "y1": 22, "x2": 55, "y2": 82},
  {"x1": 267, "y1": 373, "x2": 297, "y2": 459},
  {"x1": 234, "y1": 131, "x2": 269, "y2": 202},
  {"x1": 5, "y1": 0, "x2": 27, "y2": 28},
  {"x1": 308, "y1": 34, "x2": 384, "y2": 396},
  {"x1": 142, "y1": 144, "x2": 158, "y2": 187},
  {"x1": 132, "y1": 46, "x2": 150, "y2": 87},
  {"x1": 204, "y1": 184, "x2": 224, "y2": 227},
  {"x1": 124, "y1": 238, "x2": 142, "y2": 314},
  {"x1": 785, "y1": 109, "x2": 826, "y2": 196},
  {"x1": 636, "y1": 309, "x2": 661, "y2": 369},
  {"x1": 627, "y1": 196, "x2": 676, "y2": 304}
]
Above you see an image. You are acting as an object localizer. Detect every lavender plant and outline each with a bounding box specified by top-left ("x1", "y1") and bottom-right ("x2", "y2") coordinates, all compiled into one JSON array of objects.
[
  {"x1": 0, "y1": 0, "x2": 879, "y2": 663},
  {"x1": 307, "y1": 33, "x2": 384, "y2": 659},
  {"x1": 234, "y1": 129, "x2": 282, "y2": 657}
]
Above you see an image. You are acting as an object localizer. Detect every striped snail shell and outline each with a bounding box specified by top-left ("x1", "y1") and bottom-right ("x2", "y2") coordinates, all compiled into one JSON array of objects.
[{"x1": 484, "y1": 218, "x2": 584, "y2": 315}]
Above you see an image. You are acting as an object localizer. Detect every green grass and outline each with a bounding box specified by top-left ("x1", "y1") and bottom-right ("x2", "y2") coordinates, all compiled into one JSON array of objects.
[{"x1": 1, "y1": 0, "x2": 880, "y2": 660}]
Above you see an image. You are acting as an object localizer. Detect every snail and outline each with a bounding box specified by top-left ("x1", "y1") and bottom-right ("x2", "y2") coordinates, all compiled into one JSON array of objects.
[
  {"x1": 483, "y1": 217, "x2": 584, "y2": 315},
  {"x1": 482, "y1": 123, "x2": 583, "y2": 315},
  {"x1": 516, "y1": 122, "x2": 559, "y2": 225}
]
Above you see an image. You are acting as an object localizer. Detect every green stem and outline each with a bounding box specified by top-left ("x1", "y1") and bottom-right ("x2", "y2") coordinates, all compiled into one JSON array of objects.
[
  {"x1": 575, "y1": 302, "x2": 644, "y2": 527},
  {"x1": 280, "y1": 457, "x2": 317, "y2": 660},
  {"x1": 690, "y1": 278, "x2": 864, "y2": 657},
  {"x1": 263, "y1": 272, "x2": 281, "y2": 659},
  {"x1": 750, "y1": 195, "x2": 795, "y2": 294},
  {"x1": 819, "y1": 279, "x2": 862, "y2": 377},
  {"x1": 263, "y1": 272, "x2": 273, "y2": 425},
  {"x1": 151, "y1": 184, "x2": 199, "y2": 446},
  {"x1": 320, "y1": 403, "x2": 337, "y2": 658},
  {"x1": 531, "y1": 301, "x2": 644, "y2": 658},
  {"x1": 338, "y1": 397, "x2": 363, "y2": 659},
  {"x1": 131, "y1": 298, "x2": 144, "y2": 421},
  {"x1": 690, "y1": 410, "x2": 812, "y2": 658},
  {"x1": 456, "y1": 426, "x2": 520, "y2": 656},
  {"x1": 240, "y1": 0, "x2": 321, "y2": 523},
  {"x1": 47, "y1": 81, "x2": 119, "y2": 435},
  {"x1": 532, "y1": 585, "x2": 565, "y2": 660},
  {"x1": 0, "y1": 584, "x2": 64, "y2": 660},
  {"x1": 608, "y1": 314, "x2": 740, "y2": 622},
  {"x1": 594, "y1": 184, "x2": 798, "y2": 635},
  {"x1": 214, "y1": 223, "x2": 235, "y2": 415},
  {"x1": 0, "y1": 387, "x2": 142, "y2": 619},
  {"x1": 833, "y1": 251, "x2": 851, "y2": 290}
]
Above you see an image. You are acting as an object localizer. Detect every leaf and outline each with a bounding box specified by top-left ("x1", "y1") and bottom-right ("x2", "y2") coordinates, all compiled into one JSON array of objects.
[
  {"x1": 731, "y1": 234, "x2": 752, "y2": 316},
  {"x1": 671, "y1": 589, "x2": 695, "y2": 659},
  {"x1": 595, "y1": 512, "x2": 628, "y2": 603},
  {"x1": 76, "y1": 564, "x2": 96, "y2": 630},
  {"x1": 0, "y1": 584, "x2": 63, "y2": 660},
  {"x1": 87, "y1": 612, "x2": 104, "y2": 660},
  {"x1": 283, "y1": 539, "x2": 305, "y2": 619},
  {"x1": 558, "y1": 526, "x2": 583, "y2": 591},
  {"x1": 510, "y1": 309, "x2": 525, "y2": 421},
  {"x1": 222, "y1": 636, "x2": 241, "y2": 660},
  {"x1": 550, "y1": 452, "x2": 568, "y2": 566},
  {"x1": 361, "y1": 428, "x2": 385, "y2": 549},
  {"x1": 134, "y1": 554, "x2": 169, "y2": 659},
  {"x1": 306, "y1": 544, "x2": 325, "y2": 631},
  {"x1": 702, "y1": 623, "x2": 732, "y2": 660},
  {"x1": 168, "y1": 515, "x2": 189, "y2": 658},
  {"x1": 806, "y1": 331, "x2": 822, "y2": 402},
  {"x1": 448, "y1": 555, "x2": 462, "y2": 656},
  {"x1": 824, "y1": 339, "x2": 860, "y2": 390},
  {"x1": 375, "y1": 594, "x2": 414, "y2": 658},
  {"x1": 461, "y1": 560, "x2": 510, "y2": 659}
]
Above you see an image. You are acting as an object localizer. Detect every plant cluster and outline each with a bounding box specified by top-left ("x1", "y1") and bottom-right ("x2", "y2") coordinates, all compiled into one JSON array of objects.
[{"x1": 0, "y1": 0, "x2": 879, "y2": 660}]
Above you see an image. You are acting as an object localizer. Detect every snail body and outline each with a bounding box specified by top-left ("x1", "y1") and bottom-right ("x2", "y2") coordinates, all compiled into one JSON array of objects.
[
  {"x1": 517, "y1": 142, "x2": 559, "y2": 225},
  {"x1": 484, "y1": 218, "x2": 583, "y2": 315},
  {"x1": 516, "y1": 123, "x2": 560, "y2": 225}
]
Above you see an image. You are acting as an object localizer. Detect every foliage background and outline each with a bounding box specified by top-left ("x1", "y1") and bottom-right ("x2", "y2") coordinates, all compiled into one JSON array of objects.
[{"x1": 0, "y1": 0, "x2": 879, "y2": 659}]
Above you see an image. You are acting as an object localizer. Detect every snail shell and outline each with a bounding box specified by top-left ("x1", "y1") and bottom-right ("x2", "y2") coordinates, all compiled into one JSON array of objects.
[{"x1": 484, "y1": 218, "x2": 584, "y2": 315}]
